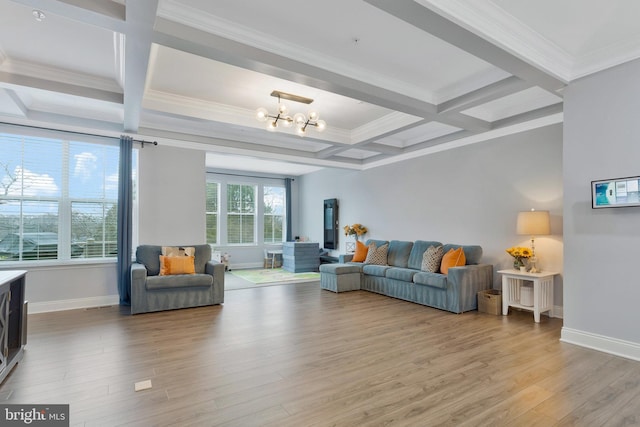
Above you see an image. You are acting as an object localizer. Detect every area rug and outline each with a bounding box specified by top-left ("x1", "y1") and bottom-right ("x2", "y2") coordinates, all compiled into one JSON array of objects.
[{"x1": 230, "y1": 268, "x2": 320, "y2": 284}]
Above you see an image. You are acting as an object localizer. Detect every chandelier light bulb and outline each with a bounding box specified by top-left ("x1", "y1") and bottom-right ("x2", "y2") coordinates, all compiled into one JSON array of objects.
[
  {"x1": 293, "y1": 113, "x2": 306, "y2": 127},
  {"x1": 308, "y1": 111, "x2": 319, "y2": 121},
  {"x1": 282, "y1": 116, "x2": 293, "y2": 128},
  {"x1": 278, "y1": 103, "x2": 288, "y2": 115},
  {"x1": 267, "y1": 120, "x2": 278, "y2": 131},
  {"x1": 316, "y1": 120, "x2": 327, "y2": 132},
  {"x1": 256, "y1": 107, "x2": 269, "y2": 122},
  {"x1": 296, "y1": 126, "x2": 306, "y2": 137}
]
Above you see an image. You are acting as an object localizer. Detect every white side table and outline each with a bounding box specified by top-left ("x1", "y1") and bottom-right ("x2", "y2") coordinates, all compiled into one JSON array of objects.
[{"x1": 498, "y1": 269, "x2": 557, "y2": 323}]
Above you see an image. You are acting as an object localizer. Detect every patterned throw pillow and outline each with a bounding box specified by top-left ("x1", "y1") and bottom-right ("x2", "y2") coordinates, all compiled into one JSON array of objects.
[
  {"x1": 421, "y1": 245, "x2": 444, "y2": 273},
  {"x1": 364, "y1": 242, "x2": 389, "y2": 265},
  {"x1": 162, "y1": 246, "x2": 195, "y2": 257}
]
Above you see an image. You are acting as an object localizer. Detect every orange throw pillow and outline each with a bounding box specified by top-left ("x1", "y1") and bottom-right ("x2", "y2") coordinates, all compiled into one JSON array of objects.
[
  {"x1": 440, "y1": 247, "x2": 466, "y2": 274},
  {"x1": 352, "y1": 240, "x2": 369, "y2": 262},
  {"x1": 159, "y1": 255, "x2": 196, "y2": 275}
]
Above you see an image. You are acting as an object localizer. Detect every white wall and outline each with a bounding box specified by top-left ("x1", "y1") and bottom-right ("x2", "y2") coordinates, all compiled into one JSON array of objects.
[
  {"x1": 298, "y1": 124, "x2": 564, "y2": 303},
  {"x1": 562, "y1": 58, "x2": 640, "y2": 358},
  {"x1": 138, "y1": 145, "x2": 206, "y2": 244}
]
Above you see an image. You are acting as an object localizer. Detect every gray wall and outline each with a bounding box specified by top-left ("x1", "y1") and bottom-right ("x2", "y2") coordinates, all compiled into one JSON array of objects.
[
  {"x1": 298, "y1": 124, "x2": 564, "y2": 303},
  {"x1": 563, "y1": 58, "x2": 640, "y2": 346}
]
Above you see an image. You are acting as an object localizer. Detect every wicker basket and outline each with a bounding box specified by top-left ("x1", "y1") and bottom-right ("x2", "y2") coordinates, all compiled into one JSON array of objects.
[{"x1": 478, "y1": 289, "x2": 502, "y2": 315}]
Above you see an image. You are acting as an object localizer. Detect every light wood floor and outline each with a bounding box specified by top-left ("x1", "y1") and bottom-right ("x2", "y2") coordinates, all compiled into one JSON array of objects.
[{"x1": 2, "y1": 282, "x2": 639, "y2": 426}]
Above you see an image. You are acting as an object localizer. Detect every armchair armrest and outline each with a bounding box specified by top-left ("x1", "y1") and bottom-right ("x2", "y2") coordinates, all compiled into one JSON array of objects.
[
  {"x1": 446, "y1": 264, "x2": 494, "y2": 313},
  {"x1": 206, "y1": 261, "x2": 225, "y2": 304},
  {"x1": 339, "y1": 253, "x2": 355, "y2": 263},
  {"x1": 130, "y1": 262, "x2": 148, "y2": 314}
]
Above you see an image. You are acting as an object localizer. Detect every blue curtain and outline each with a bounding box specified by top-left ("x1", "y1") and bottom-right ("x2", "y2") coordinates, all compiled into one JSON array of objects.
[
  {"x1": 117, "y1": 135, "x2": 133, "y2": 305},
  {"x1": 284, "y1": 178, "x2": 293, "y2": 242}
]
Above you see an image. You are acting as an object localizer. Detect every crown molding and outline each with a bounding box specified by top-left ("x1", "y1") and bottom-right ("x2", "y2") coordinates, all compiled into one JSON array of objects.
[
  {"x1": 113, "y1": 33, "x2": 125, "y2": 90},
  {"x1": 157, "y1": 0, "x2": 436, "y2": 104},
  {"x1": 571, "y1": 37, "x2": 640, "y2": 80},
  {"x1": 416, "y1": 0, "x2": 572, "y2": 83}
]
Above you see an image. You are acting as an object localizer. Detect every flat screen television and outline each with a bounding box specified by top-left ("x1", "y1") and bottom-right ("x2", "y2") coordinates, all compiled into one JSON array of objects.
[{"x1": 592, "y1": 176, "x2": 640, "y2": 208}]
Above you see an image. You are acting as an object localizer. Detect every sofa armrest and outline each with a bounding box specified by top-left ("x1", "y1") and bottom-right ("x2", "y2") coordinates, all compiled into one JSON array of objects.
[
  {"x1": 130, "y1": 262, "x2": 148, "y2": 314},
  {"x1": 339, "y1": 253, "x2": 354, "y2": 263},
  {"x1": 206, "y1": 261, "x2": 225, "y2": 304},
  {"x1": 445, "y1": 264, "x2": 493, "y2": 313}
]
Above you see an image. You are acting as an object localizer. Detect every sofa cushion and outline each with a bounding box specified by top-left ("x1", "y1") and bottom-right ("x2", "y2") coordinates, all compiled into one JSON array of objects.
[
  {"x1": 362, "y1": 264, "x2": 390, "y2": 277},
  {"x1": 146, "y1": 273, "x2": 213, "y2": 290},
  {"x1": 136, "y1": 245, "x2": 163, "y2": 276},
  {"x1": 352, "y1": 240, "x2": 369, "y2": 262},
  {"x1": 319, "y1": 264, "x2": 361, "y2": 275},
  {"x1": 387, "y1": 240, "x2": 414, "y2": 268},
  {"x1": 441, "y1": 247, "x2": 466, "y2": 274},
  {"x1": 413, "y1": 271, "x2": 448, "y2": 289},
  {"x1": 408, "y1": 240, "x2": 443, "y2": 270},
  {"x1": 421, "y1": 245, "x2": 444, "y2": 273},
  {"x1": 385, "y1": 267, "x2": 417, "y2": 282},
  {"x1": 443, "y1": 244, "x2": 482, "y2": 265},
  {"x1": 365, "y1": 242, "x2": 389, "y2": 265}
]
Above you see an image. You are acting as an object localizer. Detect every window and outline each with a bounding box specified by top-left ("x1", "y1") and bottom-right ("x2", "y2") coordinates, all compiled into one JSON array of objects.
[
  {"x1": 0, "y1": 132, "x2": 136, "y2": 262},
  {"x1": 205, "y1": 181, "x2": 219, "y2": 245},
  {"x1": 226, "y1": 183, "x2": 256, "y2": 244},
  {"x1": 205, "y1": 174, "x2": 287, "y2": 246},
  {"x1": 264, "y1": 186, "x2": 285, "y2": 243}
]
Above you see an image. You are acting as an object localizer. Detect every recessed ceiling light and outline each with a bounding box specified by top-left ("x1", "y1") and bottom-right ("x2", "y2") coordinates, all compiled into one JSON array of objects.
[{"x1": 32, "y1": 9, "x2": 46, "y2": 22}]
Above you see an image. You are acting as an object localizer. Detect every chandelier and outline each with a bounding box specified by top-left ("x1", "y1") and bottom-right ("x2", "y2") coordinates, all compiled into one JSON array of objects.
[{"x1": 256, "y1": 90, "x2": 326, "y2": 136}]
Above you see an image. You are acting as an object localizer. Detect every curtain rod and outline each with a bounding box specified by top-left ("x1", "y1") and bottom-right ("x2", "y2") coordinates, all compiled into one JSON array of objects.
[{"x1": 0, "y1": 121, "x2": 158, "y2": 146}]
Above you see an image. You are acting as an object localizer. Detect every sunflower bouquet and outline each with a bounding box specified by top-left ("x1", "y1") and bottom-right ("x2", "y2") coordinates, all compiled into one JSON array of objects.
[
  {"x1": 506, "y1": 246, "x2": 532, "y2": 269},
  {"x1": 343, "y1": 223, "x2": 368, "y2": 240}
]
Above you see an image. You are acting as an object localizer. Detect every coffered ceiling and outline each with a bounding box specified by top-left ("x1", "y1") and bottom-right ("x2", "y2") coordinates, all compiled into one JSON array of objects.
[{"x1": 1, "y1": 0, "x2": 639, "y2": 175}]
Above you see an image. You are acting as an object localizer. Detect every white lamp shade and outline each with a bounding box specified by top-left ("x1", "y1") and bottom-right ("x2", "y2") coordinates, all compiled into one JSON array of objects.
[{"x1": 516, "y1": 210, "x2": 550, "y2": 235}]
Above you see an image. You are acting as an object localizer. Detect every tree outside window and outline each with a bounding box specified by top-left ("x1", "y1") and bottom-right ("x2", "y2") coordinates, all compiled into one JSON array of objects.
[
  {"x1": 264, "y1": 186, "x2": 285, "y2": 243},
  {"x1": 227, "y1": 184, "x2": 256, "y2": 244}
]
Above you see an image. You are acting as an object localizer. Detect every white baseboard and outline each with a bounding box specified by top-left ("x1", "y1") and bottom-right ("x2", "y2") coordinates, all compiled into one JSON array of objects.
[
  {"x1": 561, "y1": 327, "x2": 640, "y2": 362},
  {"x1": 29, "y1": 295, "x2": 120, "y2": 314}
]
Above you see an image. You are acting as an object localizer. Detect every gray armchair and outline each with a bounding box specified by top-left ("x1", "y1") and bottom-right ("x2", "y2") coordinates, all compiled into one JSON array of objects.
[{"x1": 130, "y1": 244, "x2": 224, "y2": 314}]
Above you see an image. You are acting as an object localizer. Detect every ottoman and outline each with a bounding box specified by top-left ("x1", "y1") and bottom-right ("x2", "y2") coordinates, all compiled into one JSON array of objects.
[{"x1": 320, "y1": 263, "x2": 361, "y2": 292}]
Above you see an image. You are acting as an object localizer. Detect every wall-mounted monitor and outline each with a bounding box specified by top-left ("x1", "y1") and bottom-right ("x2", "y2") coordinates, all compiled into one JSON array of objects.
[
  {"x1": 323, "y1": 198, "x2": 339, "y2": 249},
  {"x1": 592, "y1": 176, "x2": 640, "y2": 209}
]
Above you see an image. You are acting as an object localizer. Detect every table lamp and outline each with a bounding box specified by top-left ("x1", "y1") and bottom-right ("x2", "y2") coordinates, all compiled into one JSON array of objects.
[{"x1": 516, "y1": 209, "x2": 550, "y2": 273}]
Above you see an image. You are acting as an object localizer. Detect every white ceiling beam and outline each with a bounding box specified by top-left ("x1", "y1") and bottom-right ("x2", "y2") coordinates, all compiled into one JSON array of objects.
[
  {"x1": 122, "y1": 0, "x2": 158, "y2": 132},
  {"x1": 0, "y1": 71, "x2": 123, "y2": 103},
  {"x1": 364, "y1": 0, "x2": 566, "y2": 95},
  {"x1": 438, "y1": 76, "x2": 533, "y2": 114},
  {"x1": 152, "y1": 18, "x2": 490, "y2": 133}
]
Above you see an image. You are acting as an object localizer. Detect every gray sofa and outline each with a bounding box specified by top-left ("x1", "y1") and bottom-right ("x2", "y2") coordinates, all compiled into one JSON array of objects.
[
  {"x1": 130, "y1": 244, "x2": 224, "y2": 314},
  {"x1": 322, "y1": 239, "x2": 493, "y2": 313}
]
